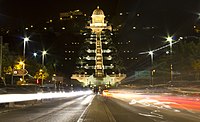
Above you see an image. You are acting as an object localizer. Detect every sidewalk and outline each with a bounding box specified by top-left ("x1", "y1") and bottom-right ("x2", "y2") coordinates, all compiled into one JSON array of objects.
[{"x1": 81, "y1": 95, "x2": 116, "y2": 122}]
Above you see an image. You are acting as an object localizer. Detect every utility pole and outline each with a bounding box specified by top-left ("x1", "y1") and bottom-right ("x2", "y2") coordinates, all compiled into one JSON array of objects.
[{"x1": 0, "y1": 36, "x2": 3, "y2": 78}]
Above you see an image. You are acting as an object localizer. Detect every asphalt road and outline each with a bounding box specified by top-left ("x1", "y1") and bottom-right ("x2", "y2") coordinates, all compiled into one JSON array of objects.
[
  {"x1": 1, "y1": 92, "x2": 200, "y2": 122},
  {"x1": 0, "y1": 94, "x2": 94, "y2": 122},
  {"x1": 103, "y1": 97, "x2": 200, "y2": 122}
]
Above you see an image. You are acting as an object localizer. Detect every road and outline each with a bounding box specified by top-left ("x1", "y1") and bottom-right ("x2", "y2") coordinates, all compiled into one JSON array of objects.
[
  {"x1": 0, "y1": 91, "x2": 200, "y2": 122},
  {"x1": 0, "y1": 94, "x2": 94, "y2": 122},
  {"x1": 97, "y1": 89, "x2": 200, "y2": 122},
  {"x1": 103, "y1": 96, "x2": 200, "y2": 122}
]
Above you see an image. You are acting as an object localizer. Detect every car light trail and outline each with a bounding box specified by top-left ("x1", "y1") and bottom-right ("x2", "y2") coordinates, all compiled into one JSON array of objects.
[
  {"x1": 0, "y1": 90, "x2": 93, "y2": 103},
  {"x1": 104, "y1": 89, "x2": 200, "y2": 111}
]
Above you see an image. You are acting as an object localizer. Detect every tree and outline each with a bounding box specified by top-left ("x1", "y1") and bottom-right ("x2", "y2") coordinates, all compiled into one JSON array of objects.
[
  {"x1": 192, "y1": 59, "x2": 200, "y2": 80},
  {"x1": 34, "y1": 67, "x2": 49, "y2": 81},
  {"x1": 2, "y1": 43, "x2": 16, "y2": 75}
]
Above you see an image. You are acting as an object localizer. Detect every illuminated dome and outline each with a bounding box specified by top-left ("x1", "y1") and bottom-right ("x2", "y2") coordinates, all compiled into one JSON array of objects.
[{"x1": 92, "y1": 6, "x2": 104, "y2": 16}]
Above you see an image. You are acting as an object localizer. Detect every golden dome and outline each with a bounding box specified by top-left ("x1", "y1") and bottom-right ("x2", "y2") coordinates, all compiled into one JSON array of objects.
[{"x1": 92, "y1": 6, "x2": 104, "y2": 16}]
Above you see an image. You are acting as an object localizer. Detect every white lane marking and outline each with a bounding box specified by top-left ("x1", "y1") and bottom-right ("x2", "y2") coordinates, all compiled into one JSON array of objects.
[{"x1": 77, "y1": 94, "x2": 95, "y2": 122}]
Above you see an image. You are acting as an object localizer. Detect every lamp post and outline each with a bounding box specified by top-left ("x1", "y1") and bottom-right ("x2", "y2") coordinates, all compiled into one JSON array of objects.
[
  {"x1": 22, "y1": 37, "x2": 29, "y2": 82},
  {"x1": 166, "y1": 36, "x2": 173, "y2": 82},
  {"x1": 41, "y1": 50, "x2": 47, "y2": 86},
  {"x1": 42, "y1": 50, "x2": 47, "y2": 66},
  {"x1": 148, "y1": 51, "x2": 154, "y2": 86}
]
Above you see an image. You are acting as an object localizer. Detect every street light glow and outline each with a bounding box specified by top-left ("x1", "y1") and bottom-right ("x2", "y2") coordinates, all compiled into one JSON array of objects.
[
  {"x1": 19, "y1": 61, "x2": 24, "y2": 65},
  {"x1": 24, "y1": 37, "x2": 29, "y2": 42},
  {"x1": 148, "y1": 51, "x2": 153, "y2": 56},
  {"x1": 42, "y1": 50, "x2": 47, "y2": 55},
  {"x1": 166, "y1": 36, "x2": 173, "y2": 42},
  {"x1": 33, "y1": 52, "x2": 37, "y2": 57}
]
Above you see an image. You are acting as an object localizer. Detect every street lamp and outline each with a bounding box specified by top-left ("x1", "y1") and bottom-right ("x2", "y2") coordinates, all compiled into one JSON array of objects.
[
  {"x1": 42, "y1": 50, "x2": 47, "y2": 66},
  {"x1": 148, "y1": 51, "x2": 154, "y2": 86},
  {"x1": 41, "y1": 50, "x2": 47, "y2": 86},
  {"x1": 22, "y1": 37, "x2": 29, "y2": 82},
  {"x1": 148, "y1": 51, "x2": 154, "y2": 65},
  {"x1": 166, "y1": 36, "x2": 173, "y2": 54},
  {"x1": 166, "y1": 36, "x2": 173, "y2": 82}
]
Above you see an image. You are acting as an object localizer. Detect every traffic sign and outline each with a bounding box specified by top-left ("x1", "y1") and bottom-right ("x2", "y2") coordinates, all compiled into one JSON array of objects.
[{"x1": 13, "y1": 69, "x2": 28, "y2": 76}]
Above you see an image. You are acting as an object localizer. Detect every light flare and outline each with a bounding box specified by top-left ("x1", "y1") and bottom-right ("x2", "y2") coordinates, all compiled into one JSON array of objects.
[
  {"x1": 104, "y1": 89, "x2": 200, "y2": 111},
  {"x1": 0, "y1": 90, "x2": 93, "y2": 103}
]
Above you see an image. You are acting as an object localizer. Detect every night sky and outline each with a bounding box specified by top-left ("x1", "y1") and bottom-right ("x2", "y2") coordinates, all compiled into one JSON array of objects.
[
  {"x1": 1, "y1": 0, "x2": 200, "y2": 56},
  {"x1": 1, "y1": 0, "x2": 200, "y2": 76},
  {"x1": 0, "y1": 0, "x2": 199, "y2": 24}
]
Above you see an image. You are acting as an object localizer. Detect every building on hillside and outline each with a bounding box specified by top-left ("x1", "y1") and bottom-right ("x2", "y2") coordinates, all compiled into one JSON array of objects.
[{"x1": 71, "y1": 6, "x2": 126, "y2": 87}]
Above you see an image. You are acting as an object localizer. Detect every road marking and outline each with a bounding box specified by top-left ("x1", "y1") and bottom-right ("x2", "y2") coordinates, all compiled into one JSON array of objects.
[
  {"x1": 77, "y1": 94, "x2": 95, "y2": 122},
  {"x1": 103, "y1": 100, "x2": 117, "y2": 122}
]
